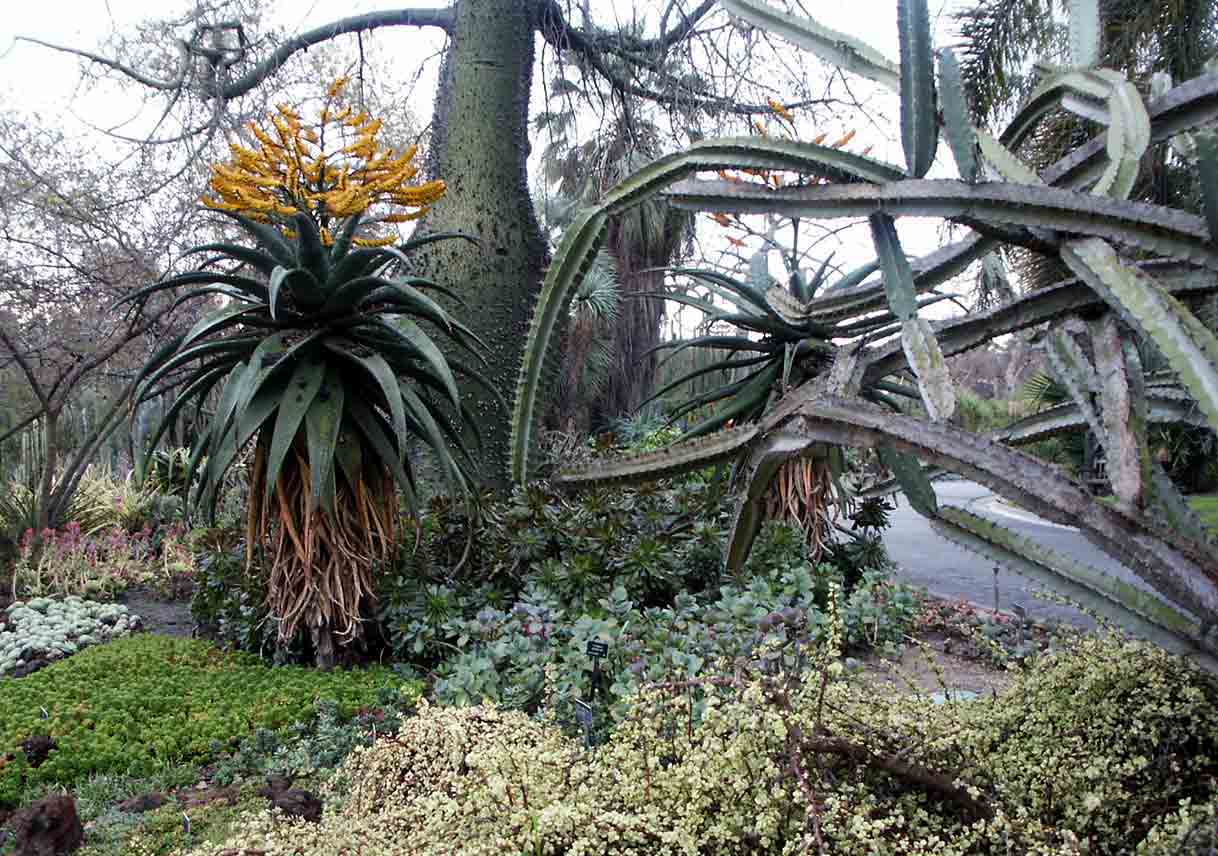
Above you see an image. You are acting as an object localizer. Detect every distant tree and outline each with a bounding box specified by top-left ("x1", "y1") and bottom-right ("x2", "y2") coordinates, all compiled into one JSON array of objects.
[
  {"x1": 22, "y1": 0, "x2": 849, "y2": 488},
  {"x1": 0, "y1": 116, "x2": 190, "y2": 529}
]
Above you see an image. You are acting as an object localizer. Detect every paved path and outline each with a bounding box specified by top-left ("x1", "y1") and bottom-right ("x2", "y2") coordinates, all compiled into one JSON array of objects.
[{"x1": 881, "y1": 480, "x2": 1164, "y2": 628}]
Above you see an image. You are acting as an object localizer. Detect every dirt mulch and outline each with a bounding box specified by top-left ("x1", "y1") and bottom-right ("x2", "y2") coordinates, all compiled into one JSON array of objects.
[
  {"x1": 860, "y1": 633, "x2": 1015, "y2": 698},
  {"x1": 118, "y1": 587, "x2": 194, "y2": 638}
]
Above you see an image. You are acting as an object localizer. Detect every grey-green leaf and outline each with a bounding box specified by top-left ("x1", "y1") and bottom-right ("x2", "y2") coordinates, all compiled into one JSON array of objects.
[
  {"x1": 897, "y1": 0, "x2": 938, "y2": 178},
  {"x1": 869, "y1": 214, "x2": 917, "y2": 321},
  {"x1": 937, "y1": 49, "x2": 977, "y2": 182}
]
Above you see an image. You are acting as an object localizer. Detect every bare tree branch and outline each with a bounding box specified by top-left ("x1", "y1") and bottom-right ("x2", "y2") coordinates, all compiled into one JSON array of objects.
[
  {"x1": 218, "y1": 8, "x2": 454, "y2": 99},
  {"x1": 16, "y1": 36, "x2": 190, "y2": 91}
]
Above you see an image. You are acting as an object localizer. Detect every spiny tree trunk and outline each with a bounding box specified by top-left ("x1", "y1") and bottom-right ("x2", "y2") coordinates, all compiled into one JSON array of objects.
[{"x1": 418, "y1": 0, "x2": 549, "y2": 491}]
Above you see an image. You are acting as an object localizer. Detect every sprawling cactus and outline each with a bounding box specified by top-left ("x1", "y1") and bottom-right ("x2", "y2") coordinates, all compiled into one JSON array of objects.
[{"x1": 512, "y1": 0, "x2": 1218, "y2": 671}]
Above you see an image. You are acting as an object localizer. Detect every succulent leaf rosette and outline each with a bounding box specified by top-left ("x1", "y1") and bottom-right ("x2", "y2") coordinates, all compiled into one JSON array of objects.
[{"x1": 121, "y1": 80, "x2": 485, "y2": 661}]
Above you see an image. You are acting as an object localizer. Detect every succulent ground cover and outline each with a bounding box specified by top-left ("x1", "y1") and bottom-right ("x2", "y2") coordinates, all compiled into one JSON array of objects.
[
  {"x1": 179, "y1": 637, "x2": 1218, "y2": 856},
  {"x1": 0, "y1": 635, "x2": 414, "y2": 809},
  {"x1": 0, "y1": 597, "x2": 141, "y2": 677}
]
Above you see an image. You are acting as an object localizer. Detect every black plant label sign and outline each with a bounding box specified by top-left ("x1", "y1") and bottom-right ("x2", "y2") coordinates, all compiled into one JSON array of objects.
[{"x1": 586, "y1": 640, "x2": 609, "y2": 658}]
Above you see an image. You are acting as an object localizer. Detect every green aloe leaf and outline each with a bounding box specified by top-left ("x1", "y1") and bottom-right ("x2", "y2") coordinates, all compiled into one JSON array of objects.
[
  {"x1": 347, "y1": 396, "x2": 417, "y2": 508},
  {"x1": 393, "y1": 318, "x2": 461, "y2": 408},
  {"x1": 135, "y1": 364, "x2": 229, "y2": 479},
  {"x1": 134, "y1": 338, "x2": 257, "y2": 405},
  {"x1": 212, "y1": 210, "x2": 296, "y2": 268},
  {"x1": 401, "y1": 383, "x2": 467, "y2": 493},
  {"x1": 345, "y1": 277, "x2": 453, "y2": 328},
  {"x1": 180, "y1": 304, "x2": 264, "y2": 353},
  {"x1": 114, "y1": 271, "x2": 270, "y2": 310},
  {"x1": 328, "y1": 211, "x2": 365, "y2": 265},
  {"x1": 304, "y1": 365, "x2": 345, "y2": 513},
  {"x1": 268, "y1": 267, "x2": 289, "y2": 321},
  {"x1": 209, "y1": 336, "x2": 288, "y2": 467},
  {"x1": 181, "y1": 242, "x2": 280, "y2": 278},
  {"x1": 640, "y1": 354, "x2": 773, "y2": 411},
  {"x1": 333, "y1": 425, "x2": 364, "y2": 489},
  {"x1": 265, "y1": 355, "x2": 325, "y2": 504},
  {"x1": 292, "y1": 212, "x2": 330, "y2": 283},
  {"x1": 897, "y1": 0, "x2": 938, "y2": 178},
  {"x1": 681, "y1": 362, "x2": 779, "y2": 438},
  {"x1": 823, "y1": 260, "x2": 881, "y2": 295},
  {"x1": 324, "y1": 339, "x2": 408, "y2": 454}
]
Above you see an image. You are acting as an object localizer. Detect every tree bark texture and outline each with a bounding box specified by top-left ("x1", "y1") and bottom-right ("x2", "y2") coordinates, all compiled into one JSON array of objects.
[{"x1": 419, "y1": 0, "x2": 549, "y2": 491}]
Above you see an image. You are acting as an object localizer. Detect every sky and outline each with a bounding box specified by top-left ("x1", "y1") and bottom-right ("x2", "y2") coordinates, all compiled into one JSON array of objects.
[{"x1": 0, "y1": 0, "x2": 980, "y2": 323}]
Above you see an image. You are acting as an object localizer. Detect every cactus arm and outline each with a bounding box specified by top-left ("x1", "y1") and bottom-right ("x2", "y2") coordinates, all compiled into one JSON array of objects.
[
  {"x1": 930, "y1": 506, "x2": 1217, "y2": 673},
  {"x1": 783, "y1": 395, "x2": 1218, "y2": 626},
  {"x1": 1061, "y1": 238, "x2": 1218, "y2": 435},
  {"x1": 553, "y1": 424, "x2": 759, "y2": 488},
  {"x1": 724, "y1": 432, "x2": 818, "y2": 573},
  {"x1": 666, "y1": 179, "x2": 1218, "y2": 271},
  {"x1": 862, "y1": 261, "x2": 1218, "y2": 383}
]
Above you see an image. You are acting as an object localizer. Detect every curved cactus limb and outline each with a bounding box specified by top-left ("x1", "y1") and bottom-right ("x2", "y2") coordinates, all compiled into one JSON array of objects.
[
  {"x1": 930, "y1": 506, "x2": 1218, "y2": 673},
  {"x1": 785, "y1": 394, "x2": 1218, "y2": 627}
]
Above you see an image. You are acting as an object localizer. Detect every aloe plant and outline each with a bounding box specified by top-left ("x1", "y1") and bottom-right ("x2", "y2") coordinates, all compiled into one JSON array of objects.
[
  {"x1": 122, "y1": 86, "x2": 485, "y2": 666},
  {"x1": 511, "y1": 0, "x2": 1218, "y2": 670}
]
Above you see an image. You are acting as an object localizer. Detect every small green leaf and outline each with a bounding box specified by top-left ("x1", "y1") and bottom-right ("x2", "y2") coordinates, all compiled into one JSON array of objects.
[
  {"x1": 877, "y1": 445, "x2": 938, "y2": 517},
  {"x1": 869, "y1": 214, "x2": 918, "y2": 321}
]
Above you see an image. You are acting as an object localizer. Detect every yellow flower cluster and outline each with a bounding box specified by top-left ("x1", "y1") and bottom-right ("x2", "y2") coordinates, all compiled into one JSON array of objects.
[{"x1": 203, "y1": 77, "x2": 445, "y2": 247}]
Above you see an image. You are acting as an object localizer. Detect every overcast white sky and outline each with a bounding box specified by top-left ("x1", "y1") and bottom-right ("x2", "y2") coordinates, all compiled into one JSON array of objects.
[{"x1": 0, "y1": 0, "x2": 977, "y2": 313}]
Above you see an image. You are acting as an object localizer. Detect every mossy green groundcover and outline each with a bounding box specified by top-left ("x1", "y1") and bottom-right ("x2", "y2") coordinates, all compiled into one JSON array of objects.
[{"x1": 0, "y1": 635, "x2": 401, "y2": 807}]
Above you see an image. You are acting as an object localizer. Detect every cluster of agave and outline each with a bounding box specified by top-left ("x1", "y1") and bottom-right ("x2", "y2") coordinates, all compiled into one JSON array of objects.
[
  {"x1": 512, "y1": 0, "x2": 1218, "y2": 670},
  {"x1": 120, "y1": 85, "x2": 484, "y2": 664}
]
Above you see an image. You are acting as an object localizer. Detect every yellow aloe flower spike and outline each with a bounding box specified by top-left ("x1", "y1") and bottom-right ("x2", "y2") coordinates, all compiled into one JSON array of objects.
[{"x1": 203, "y1": 82, "x2": 447, "y2": 245}]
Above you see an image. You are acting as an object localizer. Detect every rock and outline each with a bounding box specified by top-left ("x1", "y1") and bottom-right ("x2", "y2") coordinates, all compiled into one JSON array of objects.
[
  {"x1": 9, "y1": 795, "x2": 84, "y2": 856},
  {"x1": 20, "y1": 736, "x2": 55, "y2": 769},
  {"x1": 258, "y1": 778, "x2": 322, "y2": 823},
  {"x1": 176, "y1": 785, "x2": 239, "y2": 809},
  {"x1": 10, "y1": 659, "x2": 51, "y2": 679},
  {"x1": 116, "y1": 793, "x2": 165, "y2": 813}
]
